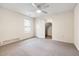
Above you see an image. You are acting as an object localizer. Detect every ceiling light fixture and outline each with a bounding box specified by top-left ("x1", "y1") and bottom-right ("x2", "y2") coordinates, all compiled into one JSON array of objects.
[{"x1": 36, "y1": 10, "x2": 41, "y2": 13}]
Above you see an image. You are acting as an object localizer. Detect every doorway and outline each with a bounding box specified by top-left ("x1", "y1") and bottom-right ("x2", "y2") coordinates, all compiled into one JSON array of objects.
[{"x1": 45, "y1": 23, "x2": 52, "y2": 39}]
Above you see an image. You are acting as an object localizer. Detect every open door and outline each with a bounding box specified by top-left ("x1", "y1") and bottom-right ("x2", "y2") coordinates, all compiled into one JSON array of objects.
[{"x1": 45, "y1": 23, "x2": 52, "y2": 39}]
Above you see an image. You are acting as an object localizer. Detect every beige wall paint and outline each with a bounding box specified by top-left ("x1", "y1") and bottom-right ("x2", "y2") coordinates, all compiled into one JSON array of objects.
[
  {"x1": 0, "y1": 6, "x2": 74, "y2": 45},
  {"x1": 74, "y1": 4, "x2": 79, "y2": 50},
  {"x1": 36, "y1": 11, "x2": 74, "y2": 43},
  {"x1": 53, "y1": 11, "x2": 74, "y2": 43},
  {"x1": 0, "y1": 7, "x2": 34, "y2": 42}
]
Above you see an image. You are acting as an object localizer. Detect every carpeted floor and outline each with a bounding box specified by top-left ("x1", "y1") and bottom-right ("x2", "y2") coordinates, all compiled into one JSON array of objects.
[{"x1": 0, "y1": 38, "x2": 79, "y2": 56}]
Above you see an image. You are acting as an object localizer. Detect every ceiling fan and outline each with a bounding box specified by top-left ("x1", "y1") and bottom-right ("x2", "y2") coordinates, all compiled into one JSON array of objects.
[{"x1": 32, "y1": 3, "x2": 49, "y2": 14}]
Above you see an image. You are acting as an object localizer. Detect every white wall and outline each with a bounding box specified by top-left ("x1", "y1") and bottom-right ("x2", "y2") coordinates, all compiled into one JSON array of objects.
[
  {"x1": 36, "y1": 11, "x2": 74, "y2": 43},
  {"x1": 53, "y1": 11, "x2": 74, "y2": 43},
  {"x1": 0, "y1": 7, "x2": 34, "y2": 43},
  {"x1": 35, "y1": 17, "x2": 52, "y2": 38},
  {"x1": 74, "y1": 4, "x2": 79, "y2": 50},
  {"x1": 35, "y1": 18, "x2": 45, "y2": 38}
]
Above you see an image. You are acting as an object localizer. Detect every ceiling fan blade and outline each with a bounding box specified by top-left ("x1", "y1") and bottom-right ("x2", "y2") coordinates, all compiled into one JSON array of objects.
[
  {"x1": 32, "y1": 3, "x2": 48, "y2": 14},
  {"x1": 32, "y1": 3, "x2": 38, "y2": 9},
  {"x1": 41, "y1": 10, "x2": 47, "y2": 14}
]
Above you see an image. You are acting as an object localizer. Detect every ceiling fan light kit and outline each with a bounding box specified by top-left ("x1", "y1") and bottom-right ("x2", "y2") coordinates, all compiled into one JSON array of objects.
[{"x1": 32, "y1": 3, "x2": 49, "y2": 14}]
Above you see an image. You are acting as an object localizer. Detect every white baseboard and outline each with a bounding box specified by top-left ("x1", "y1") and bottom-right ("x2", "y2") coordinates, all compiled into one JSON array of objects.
[
  {"x1": 0, "y1": 36, "x2": 34, "y2": 47},
  {"x1": 0, "y1": 38, "x2": 20, "y2": 46},
  {"x1": 53, "y1": 38, "x2": 73, "y2": 44},
  {"x1": 53, "y1": 38, "x2": 79, "y2": 51}
]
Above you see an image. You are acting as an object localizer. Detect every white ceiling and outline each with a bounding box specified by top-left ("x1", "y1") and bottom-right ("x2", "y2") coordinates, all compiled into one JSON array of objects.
[{"x1": 0, "y1": 3, "x2": 76, "y2": 18}]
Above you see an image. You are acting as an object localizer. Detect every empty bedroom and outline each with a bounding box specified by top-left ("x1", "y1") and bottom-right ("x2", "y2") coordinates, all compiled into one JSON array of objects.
[{"x1": 0, "y1": 3, "x2": 79, "y2": 56}]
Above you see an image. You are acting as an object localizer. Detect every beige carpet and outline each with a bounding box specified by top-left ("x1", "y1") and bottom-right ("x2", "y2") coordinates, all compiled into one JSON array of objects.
[{"x1": 0, "y1": 38, "x2": 79, "y2": 56}]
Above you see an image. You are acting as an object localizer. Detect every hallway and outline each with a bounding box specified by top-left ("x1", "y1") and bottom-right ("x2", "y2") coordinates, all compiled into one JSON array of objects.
[
  {"x1": 45, "y1": 23, "x2": 52, "y2": 39},
  {"x1": 0, "y1": 38, "x2": 79, "y2": 56}
]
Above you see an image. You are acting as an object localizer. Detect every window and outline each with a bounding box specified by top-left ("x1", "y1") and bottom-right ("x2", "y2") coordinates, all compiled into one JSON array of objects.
[{"x1": 24, "y1": 19, "x2": 32, "y2": 33}]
